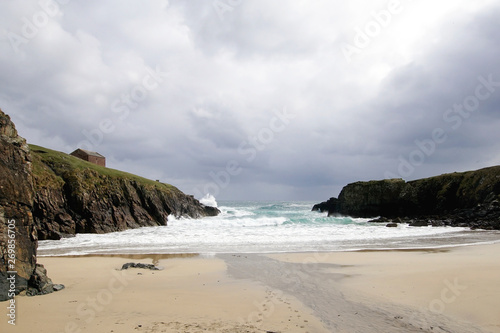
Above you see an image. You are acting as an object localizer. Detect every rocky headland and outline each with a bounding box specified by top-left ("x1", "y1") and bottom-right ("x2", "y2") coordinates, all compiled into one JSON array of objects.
[
  {"x1": 30, "y1": 145, "x2": 219, "y2": 240},
  {"x1": 0, "y1": 108, "x2": 219, "y2": 301},
  {"x1": 313, "y1": 167, "x2": 500, "y2": 230}
]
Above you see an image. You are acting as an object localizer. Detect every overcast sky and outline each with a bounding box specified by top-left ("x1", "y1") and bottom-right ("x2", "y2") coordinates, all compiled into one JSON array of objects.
[{"x1": 1, "y1": 0, "x2": 500, "y2": 201}]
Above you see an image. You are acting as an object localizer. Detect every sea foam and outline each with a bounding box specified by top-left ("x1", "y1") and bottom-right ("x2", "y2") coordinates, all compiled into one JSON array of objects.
[{"x1": 38, "y1": 201, "x2": 500, "y2": 256}]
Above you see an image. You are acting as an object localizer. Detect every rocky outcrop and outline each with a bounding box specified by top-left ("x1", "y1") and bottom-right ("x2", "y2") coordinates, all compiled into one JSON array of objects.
[
  {"x1": 336, "y1": 179, "x2": 406, "y2": 217},
  {"x1": 312, "y1": 197, "x2": 339, "y2": 214},
  {"x1": 314, "y1": 166, "x2": 500, "y2": 230},
  {"x1": 0, "y1": 110, "x2": 59, "y2": 301},
  {"x1": 30, "y1": 145, "x2": 220, "y2": 240},
  {"x1": 27, "y1": 264, "x2": 64, "y2": 296}
]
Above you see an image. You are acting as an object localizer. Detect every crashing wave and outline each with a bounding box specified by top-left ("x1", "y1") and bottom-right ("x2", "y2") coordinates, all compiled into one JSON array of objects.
[{"x1": 200, "y1": 193, "x2": 218, "y2": 208}]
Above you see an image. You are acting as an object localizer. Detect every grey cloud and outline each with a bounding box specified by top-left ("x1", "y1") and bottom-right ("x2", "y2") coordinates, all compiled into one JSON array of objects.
[{"x1": 1, "y1": 1, "x2": 499, "y2": 200}]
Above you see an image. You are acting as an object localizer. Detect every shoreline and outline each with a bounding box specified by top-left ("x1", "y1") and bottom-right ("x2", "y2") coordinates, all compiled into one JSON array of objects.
[
  {"x1": 2, "y1": 243, "x2": 499, "y2": 332},
  {"x1": 37, "y1": 236, "x2": 500, "y2": 258},
  {"x1": 37, "y1": 226, "x2": 500, "y2": 257}
]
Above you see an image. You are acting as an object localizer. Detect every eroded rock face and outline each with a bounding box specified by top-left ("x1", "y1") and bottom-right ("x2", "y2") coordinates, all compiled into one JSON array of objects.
[
  {"x1": 1, "y1": 108, "x2": 218, "y2": 299},
  {"x1": 0, "y1": 110, "x2": 37, "y2": 300},
  {"x1": 335, "y1": 179, "x2": 406, "y2": 218},
  {"x1": 0, "y1": 110, "x2": 63, "y2": 301},
  {"x1": 31, "y1": 147, "x2": 220, "y2": 240},
  {"x1": 315, "y1": 167, "x2": 500, "y2": 230}
]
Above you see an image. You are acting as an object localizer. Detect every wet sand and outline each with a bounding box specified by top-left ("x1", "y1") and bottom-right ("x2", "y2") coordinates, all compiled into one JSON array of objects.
[{"x1": 262, "y1": 243, "x2": 500, "y2": 332}]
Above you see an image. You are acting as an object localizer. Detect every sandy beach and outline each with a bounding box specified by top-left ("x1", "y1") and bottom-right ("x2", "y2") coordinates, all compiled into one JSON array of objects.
[
  {"x1": 265, "y1": 243, "x2": 500, "y2": 333},
  {"x1": 2, "y1": 254, "x2": 329, "y2": 333},
  {"x1": 2, "y1": 243, "x2": 500, "y2": 333}
]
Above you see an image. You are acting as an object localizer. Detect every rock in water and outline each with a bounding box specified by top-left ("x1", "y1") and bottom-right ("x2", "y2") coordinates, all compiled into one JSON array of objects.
[{"x1": 312, "y1": 197, "x2": 339, "y2": 213}]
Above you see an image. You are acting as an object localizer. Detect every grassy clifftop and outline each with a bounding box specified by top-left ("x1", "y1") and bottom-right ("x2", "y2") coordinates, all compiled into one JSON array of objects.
[
  {"x1": 29, "y1": 144, "x2": 219, "y2": 240},
  {"x1": 29, "y1": 144, "x2": 178, "y2": 192}
]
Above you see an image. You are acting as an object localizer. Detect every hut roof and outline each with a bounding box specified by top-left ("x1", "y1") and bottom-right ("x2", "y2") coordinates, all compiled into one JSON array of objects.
[{"x1": 72, "y1": 148, "x2": 105, "y2": 158}]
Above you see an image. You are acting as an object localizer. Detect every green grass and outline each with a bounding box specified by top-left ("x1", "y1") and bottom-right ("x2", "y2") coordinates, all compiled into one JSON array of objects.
[{"x1": 29, "y1": 144, "x2": 179, "y2": 192}]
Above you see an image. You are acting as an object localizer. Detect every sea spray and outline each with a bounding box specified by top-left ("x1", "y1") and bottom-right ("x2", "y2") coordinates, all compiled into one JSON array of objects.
[{"x1": 200, "y1": 193, "x2": 218, "y2": 208}]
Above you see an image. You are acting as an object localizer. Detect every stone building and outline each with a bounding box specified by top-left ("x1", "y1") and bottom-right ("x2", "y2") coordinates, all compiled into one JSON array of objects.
[{"x1": 70, "y1": 148, "x2": 106, "y2": 167}]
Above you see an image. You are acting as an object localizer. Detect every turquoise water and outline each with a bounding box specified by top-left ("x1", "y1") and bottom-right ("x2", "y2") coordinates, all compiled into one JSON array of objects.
[{"x1": 38, "y1": 200, "x2": 500, "y2": 256}]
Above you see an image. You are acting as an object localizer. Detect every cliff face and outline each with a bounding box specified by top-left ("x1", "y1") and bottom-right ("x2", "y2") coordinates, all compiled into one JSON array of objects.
[
  {"x1": 0, "y1": 108, "x2": 218, "y2": 300},
  {"x1": 315, "y1": 166, "x2": 500, "y2": 229},
  {"x1": 336, "y1": 179, "x2": 407, "y2": 217},
  {"x1": 30, "y1": 145, "x2": 219, "y2": 240},
  {"x1": 0, "y1": 111, "x2": 37, "y2": 300}
]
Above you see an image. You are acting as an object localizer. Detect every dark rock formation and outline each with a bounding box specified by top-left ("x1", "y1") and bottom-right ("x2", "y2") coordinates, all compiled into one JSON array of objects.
[
  {"x1": 26, "y1": 264, "x2": 65, "y2": 296},
  {"x1": 30, "y1": 145, "x2": 220, "y2": 240},
  {"x1": 312, "y1": 197, "x2": 339, "y2": 213},
  {"x1": 0, "y1": 110, "x2": 60, "y2": 301},
  {"x1": 336, "y1": 179, "x2": 406, "y2": 217},
  {"x1": 120, "y1": 262, "x2": 162, "y2": 271},
  {"x1": 314, "y1": 166, "x2": 500, "y2": 230},
  {"x1": 408, "y1": 220, "x2": 431, "y2": 227}
]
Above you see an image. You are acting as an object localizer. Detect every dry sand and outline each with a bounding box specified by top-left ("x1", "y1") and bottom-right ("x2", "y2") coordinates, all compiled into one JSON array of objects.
[
  {"x1": 1, "y1": 254, "x2": 328, "y2": 333},
  {"x1": 1, "y1": 243, "x2": 499, "y2": 333}
]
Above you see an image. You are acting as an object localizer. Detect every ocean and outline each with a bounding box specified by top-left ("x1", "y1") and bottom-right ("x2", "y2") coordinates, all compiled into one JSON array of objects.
[{"x1": 38, "y1": 198, "x2": 500, "y2": 256}]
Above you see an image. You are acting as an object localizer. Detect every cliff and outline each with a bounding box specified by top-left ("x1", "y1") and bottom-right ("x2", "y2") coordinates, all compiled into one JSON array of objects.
[
  {"x1": 313, "y1": 166, "x2": 500, "y2": 229},
  {"x1": 0, "y1": 108, "x2": 218, "y2": 301},
  {"x1": 30, "y1": 145, "x2": 219, "y2": 240},
  {"x1": 0, "y1": 110, "x2": 61, "y2": 302}
]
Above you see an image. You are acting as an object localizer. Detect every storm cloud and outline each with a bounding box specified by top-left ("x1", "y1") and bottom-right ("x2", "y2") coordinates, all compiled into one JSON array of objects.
[{"x1": 1, "y1": 0, "x2": 499, "y2": 200}]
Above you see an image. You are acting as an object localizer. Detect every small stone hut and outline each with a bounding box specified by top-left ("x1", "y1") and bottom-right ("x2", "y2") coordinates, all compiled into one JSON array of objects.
[{"x1": 70, "y1": 148, "x2": 106, "y2": 167}]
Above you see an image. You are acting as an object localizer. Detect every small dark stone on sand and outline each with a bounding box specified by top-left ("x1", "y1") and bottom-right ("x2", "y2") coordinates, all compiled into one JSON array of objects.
[{"x1": 121, "y1": 262, "x2": 162, "y2": 271}]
